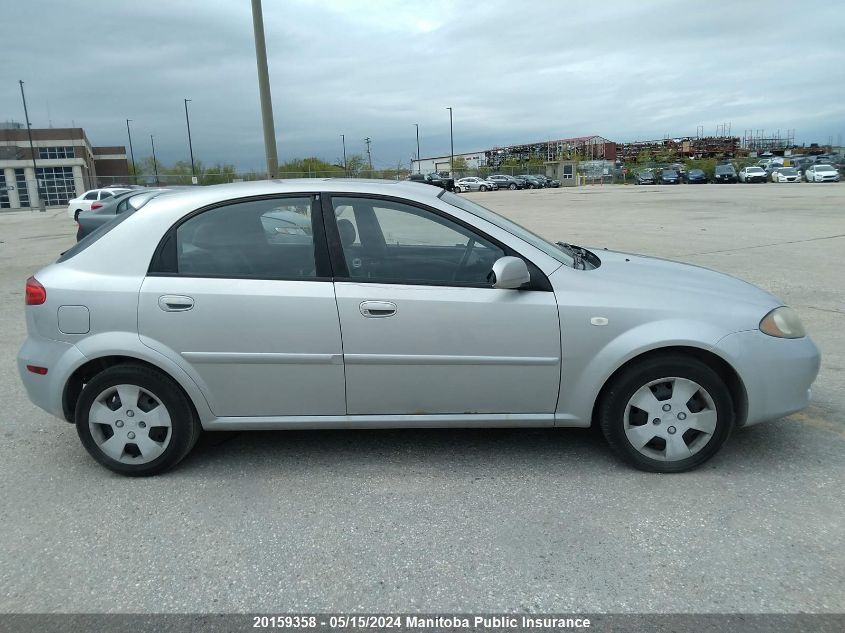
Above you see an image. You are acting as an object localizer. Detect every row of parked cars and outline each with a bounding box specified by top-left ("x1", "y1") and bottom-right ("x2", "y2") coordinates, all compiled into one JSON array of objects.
[
  {"x1": 455, "y1": 174, "x2": 561, "y2": 192},
  {"x1": 635, "y1": 162, "x2": 841, "y2": 185},
  {"x1": 408, "y1": 172, "x2": 560, "y2": 192}
]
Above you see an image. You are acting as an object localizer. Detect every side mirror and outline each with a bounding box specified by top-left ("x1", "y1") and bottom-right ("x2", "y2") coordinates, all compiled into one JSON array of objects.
[{"x1": 490, "y1": 256, "x2": 530, "y2": 289}]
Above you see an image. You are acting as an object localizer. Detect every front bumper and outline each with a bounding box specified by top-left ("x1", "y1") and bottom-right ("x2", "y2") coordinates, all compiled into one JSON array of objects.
[{"x1": 717, "y1": 330, "x2": 821, "y2": 427}]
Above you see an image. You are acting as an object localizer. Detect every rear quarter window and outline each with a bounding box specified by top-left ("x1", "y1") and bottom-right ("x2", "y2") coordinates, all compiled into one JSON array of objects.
[{"x1": 57, "y1": 205, "x2": 139, "y2": 263}]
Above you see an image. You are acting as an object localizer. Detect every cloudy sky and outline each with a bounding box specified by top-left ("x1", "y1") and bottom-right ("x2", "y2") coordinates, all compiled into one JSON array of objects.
[{"x1": 3, "y1": 0, "x2": 843, "y2": 171}]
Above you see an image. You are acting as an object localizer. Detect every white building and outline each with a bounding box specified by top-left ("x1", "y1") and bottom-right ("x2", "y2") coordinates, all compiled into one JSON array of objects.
[{"x1": 411, "y1": 151, "x2": 487, "y2": 175}]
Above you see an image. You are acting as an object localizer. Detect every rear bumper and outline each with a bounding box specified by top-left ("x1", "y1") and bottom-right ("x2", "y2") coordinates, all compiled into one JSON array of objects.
[
  {"x1": 717, "y1": 330, "x2": 821, "y2": 427},
  {"x1": 17, "y1": 335, "x2": 87, "y2": 420}
]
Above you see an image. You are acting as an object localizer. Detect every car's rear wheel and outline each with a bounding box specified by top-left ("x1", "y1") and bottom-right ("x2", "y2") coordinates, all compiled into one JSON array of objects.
[
  {"x1": 480, "y1": 185, "x2": 488, "y2": 192},
  {"x1": 598, "y1": 355, "x2": 734, "y2": 473},
  {"x1": 508, "y1": 183, "x2": 516, "y2": 190},
  {"x1": 75, "y1": 364, "x2": 201, "y2": 476}
]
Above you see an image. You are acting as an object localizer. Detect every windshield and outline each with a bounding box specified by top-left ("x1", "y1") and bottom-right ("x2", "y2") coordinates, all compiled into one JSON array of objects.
[
  {"x1": 748, "y1": 167, "x2": 765, "y2": 173},
  {"x1": 779, "y1": 168, "x2": 798, "y2": 175},
  {"x1": 816, "y1": 165, "x2": 835, "y2": 172},
  {"x1": 439, "y1": 190, "x2": 572, "y2": 266},
  {"x1": 715, "y1": 166, "x2": 734, "y2": 173}
]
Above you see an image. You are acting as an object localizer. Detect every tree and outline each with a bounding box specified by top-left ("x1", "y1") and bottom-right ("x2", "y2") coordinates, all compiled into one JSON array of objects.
[
  {"x1": 450, "y1": 156, "x2": 469, "y2": 176},
  {"x1": 636, "y1": 149, "x2": 654, "y2": 165},
  {"x1": 277, "y1": 157, "x2": 344, "y2": 178}
]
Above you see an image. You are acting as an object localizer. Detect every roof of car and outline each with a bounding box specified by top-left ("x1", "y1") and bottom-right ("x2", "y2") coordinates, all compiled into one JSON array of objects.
[{"x1": 134, "y1": 179, "x2": 442, "y2": 214}]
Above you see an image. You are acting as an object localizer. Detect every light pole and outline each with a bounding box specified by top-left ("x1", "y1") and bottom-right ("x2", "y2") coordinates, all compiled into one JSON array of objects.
[
  {"x1": 125, "y1": 119, "x2": 137, "y2": 185},
  {"x1": 447, "y1": 107, "x2": 454, "y2": 178},
  {"x1": 341, "y1": 134, "x2": 347, "y2": 176},
  {"x1": 183, "y1": 98, "x2": 196, "y2": 181},
  {"x1": 364, "y1": 137, "x2": 373, "y2": 170},
  {"x1": 414, "y1": 123, "x2": 421, "y2": 173},
  {"x1": 150, "y1": 134, "x2": 159, "y2": 185},
  {"x1": 18, "y1": 80, "x2": 41, "y2": 210},
  {"x1": 251, "y1": 0, "x2": 279, "y2": 178}
]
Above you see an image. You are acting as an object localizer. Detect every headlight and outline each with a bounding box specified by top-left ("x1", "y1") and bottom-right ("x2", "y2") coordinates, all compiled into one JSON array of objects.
[{"x1": 760, "y1": 306, "x2": 806, "y2": 339}]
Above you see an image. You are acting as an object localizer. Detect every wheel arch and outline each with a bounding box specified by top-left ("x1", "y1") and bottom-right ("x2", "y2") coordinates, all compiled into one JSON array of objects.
[
  {"x1": 62, "y1": 354, "x2": 208, "y2": 425},
  {"x1": 590, "y1": 345, "x2": 748, "y2": 428}
]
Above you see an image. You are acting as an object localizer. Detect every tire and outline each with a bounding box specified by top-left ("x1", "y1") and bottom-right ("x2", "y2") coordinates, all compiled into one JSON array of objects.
[
  {"x1": 597, "y1": 354, "x2": 734, "y2": 473},
  {"x1": 75, "y1": 364, "x2": 201, "y2": 476},
  {"x1": 73, "y1": 209, "x2": 82, "y2": 221},
  {"x1": 480, "y1": 185, "x2": 488, "y2": 192},
  {"x1": 508, "y1": 183, "x2": 516, "y2": 190}
]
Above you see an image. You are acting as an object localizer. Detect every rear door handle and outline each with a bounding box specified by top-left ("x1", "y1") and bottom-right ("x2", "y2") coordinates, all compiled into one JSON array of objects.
[
  {"x1": 159, "y1": 295, "x2": 194, "y2": 312},
  {"x1": 359, "y1": 300, "x2": 397, "y2": 318}
]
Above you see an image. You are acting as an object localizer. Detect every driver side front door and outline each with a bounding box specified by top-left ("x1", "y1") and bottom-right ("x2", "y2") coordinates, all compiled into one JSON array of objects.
[{"x1": 326, "y1": 194, "x2": 561, "y2": 418}]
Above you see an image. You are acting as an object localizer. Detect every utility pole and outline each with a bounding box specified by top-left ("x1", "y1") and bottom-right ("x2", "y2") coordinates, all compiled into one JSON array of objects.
[
  {"x1": 341, "y1": 134, "x2": 347, "y2": 176},
  {"x1": 251, "y1": 0, "x2": 279, "y2": 178},
  {"x1": 150, "y1": 135, "x2": 159, "y2": 185},
  {"x1": 18, "y1": 80, "x2": 42, "y2": 211},
  {"x1": 126, "y1": 119, "x2": 137, "y2": 185},
  {"x1": 364, "y1": 137, "x2": 372, "y2": 170},
  {"x1": 414, "y1": 123, "x2": 421, "y2": 173},
  {"x1": 447, "y1": 107, "x2": 454, "y2": 178},
  {"x1": 183, "y1": 98, "x2": 196, "y2": 181}
]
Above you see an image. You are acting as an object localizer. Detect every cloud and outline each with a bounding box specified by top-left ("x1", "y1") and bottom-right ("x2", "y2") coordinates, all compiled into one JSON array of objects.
[{"x1": 3, "y1": 0, "x2": 843, "y2": 171}]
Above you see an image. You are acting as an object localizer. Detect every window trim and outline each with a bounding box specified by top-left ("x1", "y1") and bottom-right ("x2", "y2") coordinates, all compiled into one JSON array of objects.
[
  {"x1": 320, "y1": 192, "x2": 551, "y2": 291},
  {"x1": 147, "y1": 193, "x2": 333, "y2": 282}
]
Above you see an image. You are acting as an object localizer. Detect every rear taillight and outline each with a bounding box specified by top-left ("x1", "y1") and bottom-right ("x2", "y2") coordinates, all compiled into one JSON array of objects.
[
  {"x1": 90, "y1": 202, "x2": 103, "y2": 210},
  {"x1": 26, "y1": 365, "x2": 48, "y2": 375},
  {"x1": 25, "y1": 276, "x2": 46, "y2": 305}
]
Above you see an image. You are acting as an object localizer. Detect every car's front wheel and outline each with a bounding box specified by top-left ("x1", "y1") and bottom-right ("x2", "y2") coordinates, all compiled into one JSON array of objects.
[
  {"x1": 75, "y1": 364, "x2": 201, "y2": 476},
  {"x1": 480, "y1": 185, "x2": 487, "y2": 192},
  {"x1": 508, "y1": 183, "x2": 516, "y2": 190},
  {"x1": 598, "y1": 354, "x2": 734, "y2": 473}
]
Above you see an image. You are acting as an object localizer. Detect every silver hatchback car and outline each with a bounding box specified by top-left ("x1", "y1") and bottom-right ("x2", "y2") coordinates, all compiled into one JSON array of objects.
[{"x1": 18, "y1": 180, "x2": 820, "y2": 475}]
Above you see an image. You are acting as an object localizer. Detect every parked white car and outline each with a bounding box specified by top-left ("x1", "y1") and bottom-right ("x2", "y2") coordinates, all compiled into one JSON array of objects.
[
  {"x1": 770, "y1": 167, "x2": 801, "y2": 183},
  {"x1": 738, "y1": 167, "x2": 767, "y2": 183},
  {"x1": 803, "y1": 164, "x2": 841, "y2": 183},
  {"x1": 66, "y1": 188, "x2": 131, "y2": 220}
]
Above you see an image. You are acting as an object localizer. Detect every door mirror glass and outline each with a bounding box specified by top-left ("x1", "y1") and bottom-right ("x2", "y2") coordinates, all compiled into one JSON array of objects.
[{"x1": 490, "y1": 256, "x2": 530, "y2": 289}]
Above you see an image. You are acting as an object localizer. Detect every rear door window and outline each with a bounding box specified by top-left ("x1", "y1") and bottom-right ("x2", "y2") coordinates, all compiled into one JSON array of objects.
[{"x1": 172, "y1": 197, "x2": 319, "y2": 279}]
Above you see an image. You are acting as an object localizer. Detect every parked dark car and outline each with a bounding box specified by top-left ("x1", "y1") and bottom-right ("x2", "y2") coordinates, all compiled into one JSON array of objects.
[
  {"x1": 790, "y1": 157, "x2": 814, "y2": 176},
  {"x1": 516, "y1": 175, "x2": 543, "y2": 189},
  {"x1": 407, "y1": 172, "x2": 455, "y2": 191},
  {"x1": 549, "y1": 178, "x2": 561, "y2": 187},
  {"x1": 532, "y1": 175, "x2": 551, "y2": 187},
  {"x1": 76, "y1": 189, "x2": 169, "y2": 241},
  {"x1": 634, "y1": 170, "x2": 655, "y2": 185},
  {"x1": 486, "y1": 174, "x2": 523, "y2": 190},
  {"x1": 713, "y1": 164, "x2": 738, "y2": 183},
  {"x1": 684, "y1": 169, "x2": 707, "y2": 184},
  {"x1": 659, "y1": 169, "x2": 680, "y2": 184}
]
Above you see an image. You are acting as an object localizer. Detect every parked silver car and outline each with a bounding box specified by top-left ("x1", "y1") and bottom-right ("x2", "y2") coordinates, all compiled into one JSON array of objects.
[
  {"x1": 455, "y1": 177, "x2": 497, "y2": 192},
  {"x1": 18, "y1": 180, "x2": 820, "y2": 475}
]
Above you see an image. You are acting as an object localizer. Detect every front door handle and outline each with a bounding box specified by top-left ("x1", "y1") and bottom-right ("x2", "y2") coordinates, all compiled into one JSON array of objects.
[
  {"x1": 159, "y1": 295, "x2": 195, "y2": 312},
  {"x1": 359, "y1": 300, "x2": 397, "y2": 318}
]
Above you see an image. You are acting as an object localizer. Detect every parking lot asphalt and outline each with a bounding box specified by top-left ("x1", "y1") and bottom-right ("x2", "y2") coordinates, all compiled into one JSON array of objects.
[{"x1": 1, "y1": 184, "x2": 843, "y2": 613}]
